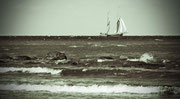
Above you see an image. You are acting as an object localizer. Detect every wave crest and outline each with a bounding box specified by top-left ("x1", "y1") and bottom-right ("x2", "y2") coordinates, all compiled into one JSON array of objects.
[
  {"x1": 0, "y1": 84, "x2": 179, "y2": 94},
  {"x1": 0, "y1": 67, "x2": 62, "y2": 75}
]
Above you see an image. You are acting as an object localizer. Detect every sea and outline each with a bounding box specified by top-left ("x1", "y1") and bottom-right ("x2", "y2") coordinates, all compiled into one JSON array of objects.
[{"x1": 0, "y1": 36, "x2": 180, "y2": 99}]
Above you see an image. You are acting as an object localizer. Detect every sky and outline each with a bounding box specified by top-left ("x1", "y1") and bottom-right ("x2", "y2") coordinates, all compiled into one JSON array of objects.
[{"x1": 0, "y1": 0, "x2": 180, "y2": 36}]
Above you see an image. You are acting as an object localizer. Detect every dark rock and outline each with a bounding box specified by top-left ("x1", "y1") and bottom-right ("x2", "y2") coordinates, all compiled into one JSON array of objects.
[
  {"x1": 109, "y1": 65, "x2": 116, "y2": 68},
  {"x1": 98, "y1": 56, "x2": 113, "y2": 59},
  {"x1": 31, "y1": 56, "x2": 38, "y2": 60},
  {"x1": 163, "y1": 87, "x2": 176, "y2": 95},
  {"x1": 13, "y1": 56, "x2": 32, "y2": 60},
  {"x1": 71, "y1": 61, "x2": 78, "y2": 65},
  {"x1": 0, "y1": 54, "x2": 12, "y2": 59},
  {"x1": 45, "y1": 51, "x2": 67, "y2": 60}
]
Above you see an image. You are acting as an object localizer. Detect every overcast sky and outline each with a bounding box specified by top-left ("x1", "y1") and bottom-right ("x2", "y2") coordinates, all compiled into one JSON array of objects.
[{"x1": 0, "y1": 0, "x2": 180, "y2": 36}]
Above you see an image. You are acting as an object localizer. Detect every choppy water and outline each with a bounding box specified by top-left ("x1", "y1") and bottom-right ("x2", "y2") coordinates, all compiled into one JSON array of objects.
[
  {"x1": 1, "y1": 83, "x2": 179, "y2": 94},
  {"x1": 0, "y1": 36, "x2": 180, "y2": 98},
  {"x1": 0, "y1": 66, "x2": 180, "y2": 99}
]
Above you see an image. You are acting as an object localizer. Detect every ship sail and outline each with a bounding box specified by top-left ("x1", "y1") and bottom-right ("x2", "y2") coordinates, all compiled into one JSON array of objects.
[
  {"x1": 100, "y1": 12, "x2": 128, "y2": 36},
  {"x1": 116, "y1": 18, "x2": 127, "y2": 34},
  {"x1": 119, "y1": 18, "x2": 127, "y2": 33}
]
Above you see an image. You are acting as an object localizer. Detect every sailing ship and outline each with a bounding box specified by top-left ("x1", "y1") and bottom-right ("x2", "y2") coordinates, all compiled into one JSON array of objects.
[{"x1": 100, "y1": 14, "x2": 127, "y2": 37}]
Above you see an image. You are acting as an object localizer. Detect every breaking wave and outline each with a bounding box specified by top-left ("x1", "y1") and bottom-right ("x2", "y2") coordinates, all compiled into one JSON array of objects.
[
  {"x1": 127, "y1": 53, "x2": 155, "y2": 63},
  {"x1": 0, "y1": 84, "x2": 179, "y2": 94},
  {"x1": 0, "y1": 67, "x2": 62, "y2": 75}
]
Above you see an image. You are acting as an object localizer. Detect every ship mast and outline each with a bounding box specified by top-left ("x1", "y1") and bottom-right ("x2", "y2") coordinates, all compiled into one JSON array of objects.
[{"x1": 106, "y1": 12, "x2": 110, "y2": 34}]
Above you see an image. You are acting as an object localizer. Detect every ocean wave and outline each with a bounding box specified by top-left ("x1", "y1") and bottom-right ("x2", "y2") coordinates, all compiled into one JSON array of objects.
[
  {"x1": 0, "y1": 84, "x2": 179, "y2": 94},
  {"x1": 1, "y1": 66, "x2": 179, "y2": 76},
  {"x1": 0, "y1": 67, "x2": 62, "y2": 75}
]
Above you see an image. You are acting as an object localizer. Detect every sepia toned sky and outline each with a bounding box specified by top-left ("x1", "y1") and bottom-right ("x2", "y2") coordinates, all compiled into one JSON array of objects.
[{"x1": 0, "y1": 0, "x2": 180, "y2": 36}]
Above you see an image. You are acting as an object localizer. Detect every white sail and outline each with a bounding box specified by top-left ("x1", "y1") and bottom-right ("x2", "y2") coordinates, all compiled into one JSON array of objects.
[
  {"x1": 115, "y1": 18, "x2": 127, "y2": 34},
  {"x1": 100, "y1": 12, "x2": 128, "y2": 36},
  {"x1": 119, "y1": 18, "x2": 127, "y2": 33}
]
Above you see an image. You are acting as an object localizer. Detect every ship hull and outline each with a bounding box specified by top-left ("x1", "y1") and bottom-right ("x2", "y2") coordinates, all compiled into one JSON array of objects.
[
  {"x1": 100, "y1": 33, "x2": 123, "y2": 37},
  {"x1": 107, "y1": 33, "x2": 123, "y2": 37}
]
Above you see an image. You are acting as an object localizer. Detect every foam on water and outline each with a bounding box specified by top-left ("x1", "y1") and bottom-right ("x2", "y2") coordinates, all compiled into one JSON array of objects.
[
  {"x1": 127, "y1": 53, "x2": 155, "y2": 63},
  {"x1": 0, "y1": 67, "x2": 62, "y2": 75},
  {"x1": 139, "y1": 53, "x2": 154, "y2": 63},
  {"x1": 97, "y1": 59, "x2": 114, "y2": 62},
  {"x1": 116, "y1": 45, "x2": 127, "y2": 47},
  {"x1": 127, "y1": 58, "x2": 139, "y2": 62},
  {"x1": 1, "y1": 84, "x2": 177, "y2": 94}
]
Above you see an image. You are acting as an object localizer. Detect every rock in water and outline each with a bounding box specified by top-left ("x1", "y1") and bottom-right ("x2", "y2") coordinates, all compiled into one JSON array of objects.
[
  {"x1": 45, "y1": 51, "x2": 67, "y2": 60},
  {"x1": 98, "y1": 56, "x2": 113, "y2": 60}
]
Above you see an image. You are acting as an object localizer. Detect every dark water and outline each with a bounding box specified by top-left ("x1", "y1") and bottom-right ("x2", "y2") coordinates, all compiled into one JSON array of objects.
[{"x1": 0, "y1": 36, "x2": 180, "y2": 98}]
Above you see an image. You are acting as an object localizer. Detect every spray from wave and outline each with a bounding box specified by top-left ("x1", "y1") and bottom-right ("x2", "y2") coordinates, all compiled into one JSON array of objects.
[{"x1": 127, "y1": 53, "x2": 155, "y2": 63}]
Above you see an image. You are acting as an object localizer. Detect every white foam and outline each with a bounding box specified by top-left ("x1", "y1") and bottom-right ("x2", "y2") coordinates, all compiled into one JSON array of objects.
[
  {"x1": 97, "y1": 59, "x2": 114, "y2": 62},
  {"x1": 116, "y1": 45, "x2": 127, "y2": 47},
  {"x1": 162, "y1": 59, "x2": 170, "y2": 64},
  {"x1": 127, "y1": 58, "x2": 139, "y2": 62},
  {"x1": 0, "y1": 84, "x2": 167, "y2": 94},
  {"x1": 0, "y1": 67, "x2": 62, "y2": 75},
  {"x1": 82, "y1": 68, "x2": 88, "y2": 72},
  {"x1": 55, "y1": 59, "x2": 68, "y2": 64},
  {"x1": 127, "y1": 53, "x2": 155, "y2": 63},
  {"x1": 139, "y1": 53, "x2": 154, "y2": 63}
]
